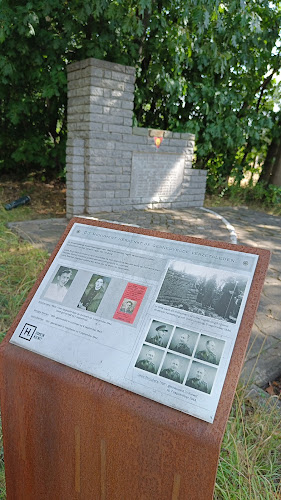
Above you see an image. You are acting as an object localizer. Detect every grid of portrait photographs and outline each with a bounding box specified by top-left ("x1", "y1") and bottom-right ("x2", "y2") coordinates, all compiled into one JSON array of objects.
[
  {"x1": 135, "y1": 319, "x2": 225, "y2": 395},
  {"x1": 156, "y1": 261, "x2": 248, "y2": 324}
]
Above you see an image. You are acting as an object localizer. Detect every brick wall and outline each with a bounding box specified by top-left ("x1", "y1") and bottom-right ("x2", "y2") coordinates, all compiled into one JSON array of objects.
[{"x1": 66, "y1": 58, "x2": 207, "y2": 217}]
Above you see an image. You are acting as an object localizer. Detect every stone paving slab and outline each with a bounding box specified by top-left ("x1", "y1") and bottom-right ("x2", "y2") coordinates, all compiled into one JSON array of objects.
[
  {"x1": 7, "y1": 207, "x2": 232, "y2": 254},
  {"x1": 7, "y1": 206, "x2": 281, "y2": 389},
  {"x1": 214, "y1": 207, "x2": 281, "y2": 387}
]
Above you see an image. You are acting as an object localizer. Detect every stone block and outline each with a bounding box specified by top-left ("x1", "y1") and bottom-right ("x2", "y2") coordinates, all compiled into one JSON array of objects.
[
  {"x1": 114, "y1": 142, "x2": 135, "y2": 152},
  {"x1": 119, "y1": 175, "x2": 131, "y2": 183},
  {"x1": 66, "y1": 155, "x2": 85, "y2": 165},
  {"x1": 104, "y1": 191, "x2": 115, "y2": 198},
  {"x1": 132, "y1": 203, "x2": 147, "y2": 209},
  {"x1": 121, "y1": 100, "x2": 134, "y2": 110},
  {"x1": 87, "y1": 204, "x2": 113, "y2": 213},
  {"x1": 102, "y1": 107, "x2": 132, "y2": 119},
  {"x1": 105, "y1": 174, "x2": 118, "y2": 181},
  {"x1": 66, "y1": 207, "x2": 84, "y2": 218},
  {"x1": 88, "y1": 88, "x2": 104, "y2": 98},
  {"x1": 103, "y1": 70, "x2": 112, "y2": 79},
  {"x1": 68, "y1": 89, "x2": 78, "y2": 98},
  {"x1": 152, "y1": 202, "x2": 172, "y2": 209},
  {"x1": 93, "y1": 182, "x2": 120, "y2": 190},
  {"x1": 123, "y1": 118, "x2": 133, "y2": 126},
  {"x1": 105, "y1": 199, "x2": 123, "y2": 207},
  {"x1": 68, "y1": 96, "x2": 89, "y2": 107},
  {"x1": 89, "y1": 174, "x2": 108, "y2": 182},
  {"x1": 89, "y1": 58, "x2": 132, "y2": 74},
  {"x1": 114, "y1": 190, "x2": 130, "y2": 198},
  {"x1": 66, "y1": 172, "x2": 83, "y2": 183},
  {"x1": 107, "y1": 124, "x2": 132, "y2": 134},
  {"x1": 111, "y1": 71, "x2": 135, "y2": 84},
  {"x1": 115, "y1": 151, "x2": 132, "y2": 159},
  {"x1": 66, "y1": 137, "x2": 84, "y2": 148},
  {"x1": 92, "y1": 132, "x2": 123, "y2": 142},
  {"x1": 86, "y1": 141, "x2": 116, "y2": 151},
  {"x1": 132, "y1": 127, "x2": 149, "y2": 136},
  {"x1": 66, "y1": 164, "x2": 85, "y2": 174},
  {"x1": 67, "y1": 61, "x2": 81, "y2": 72},
  {"x1": 71, "y1": 181, "x2": 85, "y2": 190},
  {"x1": 124, "y1": 83, "x2": 135, "y2": 93},
  {"x1": 149, "y1": 129, "x2": 165, "y2": 137},
  {"x1": 85, "y1": 154, "x2": 116, "y2": 165},
  {"x1": 166, "y1": 139, "x2": 188, "y2": 148},
  {"x1": 95, "y1": 114, "x2": 124, "y2": 125},
  {"x1": 86, "y1": 191, "x2": 109, "y2": 200},
  {"x1": 90, "y1": 167, "x2": 123, "y2": 176},
  {"x1": 88, "y1": 104, "x2": 104, "y2": 114},
  {"x1": 88, "y1": 67, "x2": 103, "y2": 78},
  {"x1": 121, "y1": 159, "x2": 132, "y2": 167},
  {"x1": 163, "y1": 131, "x2": 173, "y2": 138},
  {"x1": 184, "y1": 169, "x2": 199, "y2": 176},
  {"x1": 123, "y1": 135, "x2": 147, "y2": 145},
  {"x1": 92, "y1": 77, "x2": 125, "y2": 91},
  {"x1": 67, "y1": 188, "x2": 85, "y2": 199},
  {"x1": 73, "y1": 123, "x2": 88, "y2": 132},
  {"x1": 67, "y1": 79, "x2": 87, "y2": 91},
  {"x1": 67, "y1": 123, "x2": 78, "y2": 132},
  {"x1": 88, "y1": 122, "x2": 104, "y2": 132},
  {"x1": 125, "y1": 66, "x2": 136, "y2": 75},
  {"x1": 111, "y1": 91, "x2": 134, "y2": 101},
  {"x1": 180, "y1": 133, "x2": 196, "y2": 140}
]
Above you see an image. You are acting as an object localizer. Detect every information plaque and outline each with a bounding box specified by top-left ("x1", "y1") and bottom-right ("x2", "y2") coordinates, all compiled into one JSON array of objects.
[{"x1": 9, "y1": 219, "x2": 266, "y2": 424}]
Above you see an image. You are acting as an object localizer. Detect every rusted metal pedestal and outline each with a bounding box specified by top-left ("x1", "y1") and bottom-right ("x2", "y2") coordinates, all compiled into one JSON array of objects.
[{"x1": 0, "y1": 220, "x2": 270, "y2": 499}]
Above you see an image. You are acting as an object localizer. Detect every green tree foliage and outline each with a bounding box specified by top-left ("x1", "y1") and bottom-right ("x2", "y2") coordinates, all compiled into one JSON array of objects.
[{"x1": 0, "y1": 1, "x2": 281, "y2": 180}]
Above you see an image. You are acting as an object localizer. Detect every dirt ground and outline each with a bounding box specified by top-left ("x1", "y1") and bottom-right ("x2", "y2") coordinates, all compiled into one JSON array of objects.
[{"x1": 0, "y1": 178, "x2": 66, "y2": 218}]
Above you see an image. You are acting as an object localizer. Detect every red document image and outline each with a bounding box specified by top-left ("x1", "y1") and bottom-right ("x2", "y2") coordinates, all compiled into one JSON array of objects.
[{"x1": 113, "y1": 283, "x2": 147, "y2": 324}]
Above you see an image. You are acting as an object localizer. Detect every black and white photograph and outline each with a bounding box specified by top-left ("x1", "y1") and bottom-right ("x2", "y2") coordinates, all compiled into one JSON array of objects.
[
  {"x1": 159, "y1": 352, "x2": 189, "y2": 383},
  {"x1": 156, "y1": 261, "x2": 248, "y2": 323},
  {"x1": 77, "y1": 274, "x2": 111, "y2": 313},
  {"x1": 195, "y1": 335, "x2": 225, "y2": 366},
  {"x1": 120, "y1": 298, "x2": 137, "y2": 314},
  {"x1": 145, "y1": 320, "x2": 173, "y2": 348},
  {"x1": 185, "y1": 361, "x2": 217, "y2": 394},
  {"x1": 135, "y1": 345, "x2": 164, "y2": 374},
  {"x1": 168, "y1": 327, "x2": 198, "y2": 357},
  {"x1": 44, "y1": 266, "x2": 78, "y2": 303}
]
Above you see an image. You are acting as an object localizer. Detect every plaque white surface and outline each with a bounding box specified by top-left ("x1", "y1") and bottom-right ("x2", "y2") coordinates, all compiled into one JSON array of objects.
[
  {"x1": 130, "y1": 152, "x2": 185, "y2": 200},
  {"x1": 10, "y1": 223, "x2": 259, "y2": 423}
]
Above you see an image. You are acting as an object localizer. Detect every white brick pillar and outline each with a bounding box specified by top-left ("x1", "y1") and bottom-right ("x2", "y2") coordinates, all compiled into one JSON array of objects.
[{"x1": 66, "y1": 58, "x2": 135, "y2": 215}]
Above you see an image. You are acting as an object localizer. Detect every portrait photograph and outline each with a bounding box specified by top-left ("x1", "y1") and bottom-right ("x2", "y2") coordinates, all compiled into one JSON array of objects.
[
  {"x1": 168, "y1": 327, "x2": 199, "y2": 357},
  {"x1": 145, "y1": 320, "x2": 174, "y2": 348},
  {"x1": 77, "y1": 274, "x2": 111, "y2": 313},
  {"x1": 135, "y1": 344, "x2": 164, "y2": 374},
  {"x1": 185, "y1": 361, "x2": 217, "y2": 394},
  {"x1": 156, "y1": 260, "x2": 248, "y2": 324},
  {"x1": 120, "y1": 298, "x2": 137, "y2": 314},
  {"x1": 195, "y1": 335, "x2": 225, "y2": 366},
  {"x1": 159, "y1": 352, "x2": 190, "y2": 384},
  {"x1": 44, "y1": 266, "x2": 78, "y2": 303}
]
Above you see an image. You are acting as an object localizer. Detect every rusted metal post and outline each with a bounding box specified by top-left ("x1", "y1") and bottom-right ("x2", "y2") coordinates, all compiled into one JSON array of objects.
[{"x1": 0, "y1": 219, "x2": 270, "y2": 499}]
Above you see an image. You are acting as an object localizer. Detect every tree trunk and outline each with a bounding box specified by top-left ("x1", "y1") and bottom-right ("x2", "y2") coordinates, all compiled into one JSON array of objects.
[{"x1": 260, "y1": 131, "x2": 281, "y2": 186}]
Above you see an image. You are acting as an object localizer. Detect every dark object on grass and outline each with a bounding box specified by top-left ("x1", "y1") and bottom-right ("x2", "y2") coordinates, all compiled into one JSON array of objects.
[{"x1": 4, "y1": 195, "x2": 31, "y2": 210}]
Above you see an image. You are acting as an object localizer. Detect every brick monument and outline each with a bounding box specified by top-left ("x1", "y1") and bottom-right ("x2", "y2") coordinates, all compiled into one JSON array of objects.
[{"x1": 66, "y1": 58, "x2": 207, "y2": 217}]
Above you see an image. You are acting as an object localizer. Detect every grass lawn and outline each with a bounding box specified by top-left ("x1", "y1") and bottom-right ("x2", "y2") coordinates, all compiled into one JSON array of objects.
[{"x1": 0, "y1": 179, "x2": 280, "y2": 499}]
